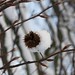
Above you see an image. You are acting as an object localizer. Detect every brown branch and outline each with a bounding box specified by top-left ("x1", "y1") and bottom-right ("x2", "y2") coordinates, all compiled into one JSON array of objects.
[
  {"x1": 0, "y1": 48, "x2": 74, "y2": 70},
  {"x1": 0, "y1": 0, "x2": 41, "y2": 11},
  {"x1": 0, "y1": 1, "x2": 66, "y2": 37}
]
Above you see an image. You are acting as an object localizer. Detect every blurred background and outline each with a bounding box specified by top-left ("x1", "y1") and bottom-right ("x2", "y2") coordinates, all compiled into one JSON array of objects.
[{"x1": 0, "y1": 0, "x2": 75, "y2": 75}]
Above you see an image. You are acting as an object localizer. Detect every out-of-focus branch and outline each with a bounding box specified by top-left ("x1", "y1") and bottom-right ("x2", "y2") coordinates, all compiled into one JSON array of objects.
[
  {"x1": 0, "y1": 48, "x2": 74, "y2": 70},
  {"x1": 0, "y1": 1, "x2": 67, "y2": 37},
  {"x1": 0, "y1": 0, "x2": 41, "y2": 12}
]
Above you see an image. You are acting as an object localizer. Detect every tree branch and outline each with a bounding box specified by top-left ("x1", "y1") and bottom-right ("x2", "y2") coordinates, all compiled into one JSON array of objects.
[{"x1": 0, "y1": 48, "x2": 74, "y2": 70}]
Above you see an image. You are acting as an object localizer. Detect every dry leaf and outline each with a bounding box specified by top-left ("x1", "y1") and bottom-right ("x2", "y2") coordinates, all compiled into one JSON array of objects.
[
  {"x1": 46, "y1": 59, "x2": 54, "y2": 61},
  {"x1": 62, "y1": 44, "x2": 72, "y2": 50},
  {"x1": 40, "y1": 62, "x2": 48, "y2": 67},
  {"x1": 39, "y1": 14, "x2": 49, "y2": 18}
]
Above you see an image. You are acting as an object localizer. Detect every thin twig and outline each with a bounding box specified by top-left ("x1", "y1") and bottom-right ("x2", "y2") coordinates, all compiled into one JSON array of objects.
[
  {"x1": 0, "y1": 1, "x2": 67, "y2": 37},
  {"x1": 0, "y1": 0, "x2": 40, "y2": 11},
  {"x1": 0, "y1": 48, "x2": 74, "y2": 70}
]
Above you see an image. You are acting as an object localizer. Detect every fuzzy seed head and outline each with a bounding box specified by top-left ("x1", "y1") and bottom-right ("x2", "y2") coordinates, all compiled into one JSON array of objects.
[{"x1": 24, "y1": 31, "x2": 40, "y2": 48}]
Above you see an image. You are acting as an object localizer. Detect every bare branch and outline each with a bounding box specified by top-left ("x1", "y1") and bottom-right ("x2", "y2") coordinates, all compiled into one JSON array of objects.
[
  {"x1": 0, "y1": 1, "x2": 66, "y2": 37},
  {"x1": 0, "y1": 48, "x2": 74, "y2": 70}
]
